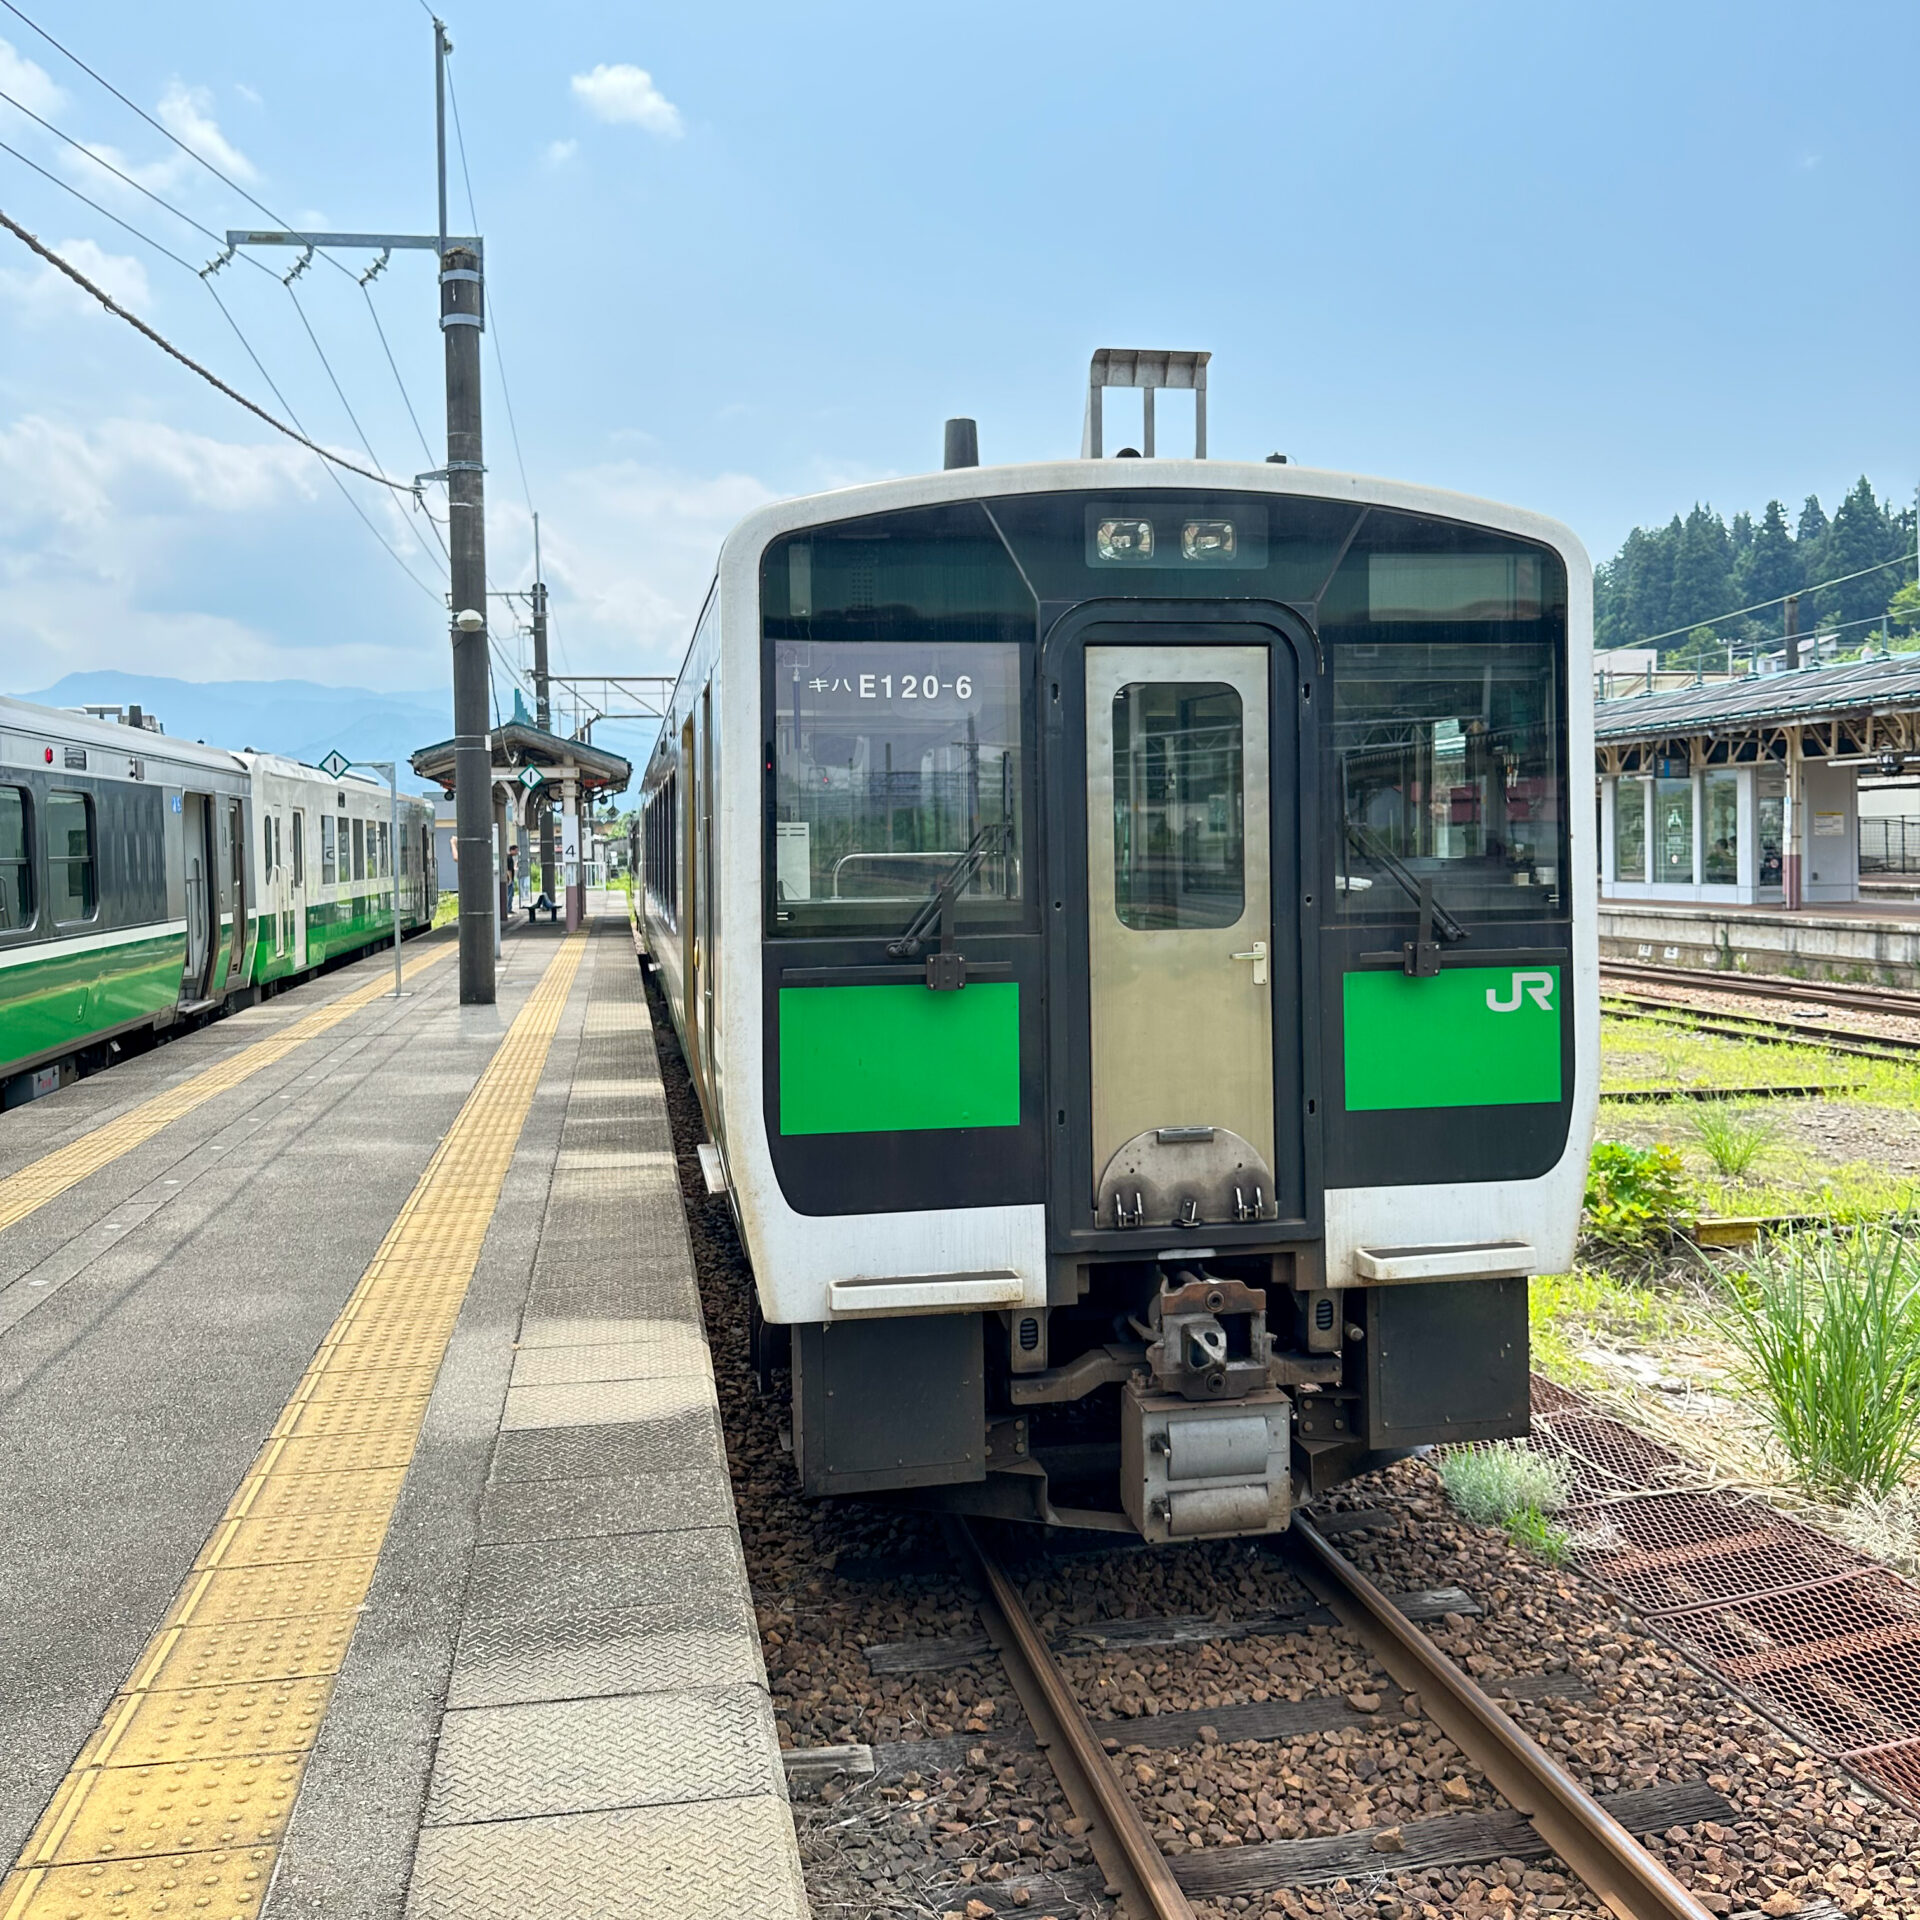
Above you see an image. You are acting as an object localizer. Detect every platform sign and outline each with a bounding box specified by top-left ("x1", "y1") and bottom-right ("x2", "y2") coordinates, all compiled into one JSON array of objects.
[
  {"x1": 517, "y1": 765, "x2": 544, "y2": 793},
  {"x1": 318, "y1": 750, "x2": 351, "y2": 780}
]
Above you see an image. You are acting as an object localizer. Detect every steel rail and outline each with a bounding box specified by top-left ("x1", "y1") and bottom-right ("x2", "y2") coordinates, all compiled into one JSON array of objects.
[
  {"x1": 1603, "y1": 995, "x2": 1920, "y2": 1063},
  {"x1": 1599, "y1": 960, "x2": 1920, "y2": 1021},
  {"x1": 951, "y1": 1519, "x2": 1196, "y2": 1920},
  {"x1": 1286, "y1": 1515, "x2": 1714, "y2": 1920}
]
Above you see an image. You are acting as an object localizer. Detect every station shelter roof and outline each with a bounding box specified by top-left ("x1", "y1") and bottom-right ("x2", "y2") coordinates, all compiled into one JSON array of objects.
[
  {"x1": 1595, "y1": 653, "x2": 1920, "y2": 746},
  {"x1": 411, "y1": 693, "x2": 631, "y2": 800}
]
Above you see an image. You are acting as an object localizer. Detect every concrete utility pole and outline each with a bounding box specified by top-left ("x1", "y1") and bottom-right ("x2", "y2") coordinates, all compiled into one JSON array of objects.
[
  {"x1": 439, "y1": 20, "x2": 494, "y2": 1005},
  {"x1": 532, "y1": 513, "x2": 556, "y2": 901},
  {"x1": 223, "y1": 20, "x2": 494, "y2": 1003}
]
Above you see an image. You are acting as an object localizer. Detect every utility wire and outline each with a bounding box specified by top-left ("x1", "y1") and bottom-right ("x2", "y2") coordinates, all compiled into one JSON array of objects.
[
  {"x1": 0, "y1": 132, "x2": 199, "y2": 272},
  {"x1": 444, "y1": 59, "x2": 536, "y2": 520},
  {"x1": 1607, "y1": 547, "x2": 1920, "y2": 654},
  {"x1": 0, "y1": 206, "x2": 419, "y2": 493},
  {"x1": 201, "y1": 279, "x2": 445, "y2": 604}
]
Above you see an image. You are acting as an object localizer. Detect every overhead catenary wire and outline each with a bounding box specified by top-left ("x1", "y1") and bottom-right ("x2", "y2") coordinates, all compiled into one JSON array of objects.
[
  {"x1": 200, "y1": 278, "x2": 446, "y2": 605},
  {"x1": 0, "y1": 207, "x2": 421, "y2": 495},
  {"x1": 444, "y1": 58, "x2": 536, "y2": 522}
]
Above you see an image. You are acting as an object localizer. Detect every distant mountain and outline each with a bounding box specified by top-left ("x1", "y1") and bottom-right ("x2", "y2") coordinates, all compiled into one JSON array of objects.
[{"x1": 15, "y1": 673, "x2": 453, "y2": 793}]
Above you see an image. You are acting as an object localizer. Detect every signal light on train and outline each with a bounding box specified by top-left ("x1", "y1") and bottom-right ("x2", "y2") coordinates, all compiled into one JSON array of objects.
[
  {"x1": 1182, "y1": 519, "x2": 1236, "y2": 560},
  {"x1": 1094, "y1": 517, "x2": 1153, "y2": 561}
]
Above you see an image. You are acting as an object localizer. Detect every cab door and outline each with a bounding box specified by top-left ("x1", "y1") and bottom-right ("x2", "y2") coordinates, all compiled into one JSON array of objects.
[
  {"x1": 1087, "y1": 643, "x2": 1274, "y2": 1223},
  {"x1": 1044, "y1": 609, "x2": 1316, "y2": 1246}
]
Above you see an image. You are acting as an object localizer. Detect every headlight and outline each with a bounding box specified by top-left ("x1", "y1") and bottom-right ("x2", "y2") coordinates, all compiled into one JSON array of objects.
[
  {"x1": 1182, "y1": 519, "x2": 1236, "y2": 561},
  {"x1": 1095, "y1": 517, "x2": 1154, "y2": 561}
]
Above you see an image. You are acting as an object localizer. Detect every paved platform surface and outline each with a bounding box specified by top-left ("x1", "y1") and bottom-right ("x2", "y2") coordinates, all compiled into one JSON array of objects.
[{"x1": 0, "y1": 903, "x2": 806, "y2": 1920}]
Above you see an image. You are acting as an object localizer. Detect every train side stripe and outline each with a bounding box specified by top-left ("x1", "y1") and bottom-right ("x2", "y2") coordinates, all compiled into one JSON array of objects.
[{"x1": 0, "y1": 939, "x2": 455, "y2": 1237}]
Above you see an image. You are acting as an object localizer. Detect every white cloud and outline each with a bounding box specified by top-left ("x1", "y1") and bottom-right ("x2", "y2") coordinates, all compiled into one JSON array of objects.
[
  {"x1": 0, "y1": 414, "x2": 446, "y2": 687},
  {"x1": 155, "y1": 80, "x2": 258, "y2": 182},
  {"x1": 0, "y1": 239, "x2": 150, "y2": 322},
  {"x1": 486, "y1": 462, "x2": 775, "y2": 675},
  {"x1": 570, "y1": 63, "x2": 682, "y2": 137},
  {"x1": 0, "y1": 36, "x2": 65, "y2": 120},
  {"x1": 544, "y1": 138, "x2": 579, "y2": 167},
  {"x1": 235, "y1": 82, "x2": 263, "y2": 107}
]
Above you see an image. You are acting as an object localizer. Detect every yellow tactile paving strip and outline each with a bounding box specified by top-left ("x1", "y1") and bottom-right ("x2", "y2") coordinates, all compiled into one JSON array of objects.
[
  {"x1": 1, "y1": 931, "x2": 587, "y2": 1920},
  {"x1": 0, "y1": 941, "x2": 455, "y2": 1237}
]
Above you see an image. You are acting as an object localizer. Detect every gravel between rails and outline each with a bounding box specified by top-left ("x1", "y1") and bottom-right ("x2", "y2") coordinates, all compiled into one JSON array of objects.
[{"x1": 638, "y1": 960, "x2": 1920, "y2": 1920}]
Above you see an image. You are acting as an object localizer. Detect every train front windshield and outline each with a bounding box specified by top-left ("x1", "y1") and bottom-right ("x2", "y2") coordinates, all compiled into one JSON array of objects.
[{"x1": 760, "y1": 491, "x2": 1568, "y2": 936}]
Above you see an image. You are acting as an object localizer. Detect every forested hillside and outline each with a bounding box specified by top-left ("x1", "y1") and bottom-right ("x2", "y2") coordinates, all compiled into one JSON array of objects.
[{"x1": 1594, "y1": 477, "x2": 1918, "y2": 663}]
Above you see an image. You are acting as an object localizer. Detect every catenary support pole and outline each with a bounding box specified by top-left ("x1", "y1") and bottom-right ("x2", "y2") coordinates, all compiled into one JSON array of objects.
[
  {"x1": 532, "y1": 522, "x2": 556, "y2": 901},
  {"x1": 439, "y1": 19, "x2": 494, "y2": 1005}
]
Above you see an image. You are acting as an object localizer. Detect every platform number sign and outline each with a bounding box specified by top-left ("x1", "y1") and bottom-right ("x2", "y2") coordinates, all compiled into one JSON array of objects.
[
  {"x1": 517, "y1": 766, "x2": 543, "y2": 793},
  {"x1": 319, "y1": 750, "x2": 352, "y2": 780}
]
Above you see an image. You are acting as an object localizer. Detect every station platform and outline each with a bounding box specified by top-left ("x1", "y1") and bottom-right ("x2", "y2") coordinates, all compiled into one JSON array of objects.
[
  {"x1": 1599, "y1": 893, "x2": 1920, "y2": 988},
  {"x1": 0, "y1": 901, "x2": 807, "y2": 1920}
]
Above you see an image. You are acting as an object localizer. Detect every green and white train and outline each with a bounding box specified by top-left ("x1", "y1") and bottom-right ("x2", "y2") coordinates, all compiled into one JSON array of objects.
[
  {"x1": 639, "y1": 366, "x2": 1597, "y2": 1543},
  {"x1": 1, "y1": 695, "x2": 437, "y2": 1108}
]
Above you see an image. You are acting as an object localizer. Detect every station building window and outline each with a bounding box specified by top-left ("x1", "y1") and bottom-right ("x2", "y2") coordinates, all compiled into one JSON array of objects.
[
  {"x1": 1614, "y1": 778, "x2": 1648, "y2": 883},
  {"x1": 1758, "y1": 776, "x2": 1785, "y2": 891},
  {"x1": 0, "y1": 786, "x2": 32, "y2": 930},
  {"x1": 1655, "y1": 777, "x2": 1693, "y2": 882},
  {"x1": 47, "y1": 790, "x2": 95, "y2": 922},
  {"x1": 1703, "y1": 771, "x2": 1738, "y2": 885}
]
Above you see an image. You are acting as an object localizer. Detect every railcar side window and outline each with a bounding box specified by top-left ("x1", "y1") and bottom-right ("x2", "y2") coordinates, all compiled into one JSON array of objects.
[
  {"x1": 1111, "y1": 683, "x2": 1245, "y2": 930},
  {"x1": 47, "y1": 790, "x2": 96, "y2": 922},
  {"x1": 1321, "y1": 510, "x2": 1568, "y2": 922},
  {"x1": 352, "y1": 819, "x2": 365, "y2": 883},
  {"x1": 321, "y1": 814, "x2": 336, "y2": 886},
  {"x1": 768, "y1": 640, "x2": 1024, "y2": 934},
  {"x1": 0, "y1": 787, "x2": 32, "y2": 930}
]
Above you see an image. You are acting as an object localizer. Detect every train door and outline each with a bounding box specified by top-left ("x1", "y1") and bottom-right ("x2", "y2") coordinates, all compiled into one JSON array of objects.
[
  {"x1": 290, "y1": 810, "x2": 308, "y2": 968},
  {"x1": 680, "y1": 713, "x2": 703, "y2": 1097},
  {"x1": 1060, "y1": 619, "x2": 1311, "y2": 1237},
  {"x1": 180, "y1": 792, "x2": 216, "y2": 1002},
  {"x1": 225, "y1": 799, "x2": 248, "y2": 989},
  {"x1": 267, "y1": 812, "x2": 286, "y2": 959},
  {"x1": 699, "y1": 686, "x2": 717, "y2": 1102}
]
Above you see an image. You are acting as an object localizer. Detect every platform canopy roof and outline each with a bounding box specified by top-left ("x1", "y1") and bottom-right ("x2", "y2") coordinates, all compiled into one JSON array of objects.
[
  {"x1": 1595, "y1": 653, "x2": 1920, "y2": 744},
  {"x1": 410, "y1": 693, "x2": 631, "y2": 800}
]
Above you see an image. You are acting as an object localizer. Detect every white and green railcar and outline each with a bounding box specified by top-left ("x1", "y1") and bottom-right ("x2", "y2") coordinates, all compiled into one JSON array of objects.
[
  {"x1": 1, "y1": 696, "x2": 436, "y2": 1107},
  {"x1": 639, "y1": 388, "x2": 1597, "y2": 1542}
]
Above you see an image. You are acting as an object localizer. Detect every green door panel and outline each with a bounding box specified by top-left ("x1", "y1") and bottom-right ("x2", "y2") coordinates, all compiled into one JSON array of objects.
[
  {"x1": 1342, "y1": 964, "x2": 1562, "y2": 1112},
  {"x1": 778, "y1": 982, "x2": 1021, "y2": 1135}
]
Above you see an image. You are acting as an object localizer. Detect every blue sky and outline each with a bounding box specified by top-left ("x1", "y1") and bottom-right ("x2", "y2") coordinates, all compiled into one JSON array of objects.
[{"x1": 1, "y1": 0, "x2": 1915, "y2": 707}]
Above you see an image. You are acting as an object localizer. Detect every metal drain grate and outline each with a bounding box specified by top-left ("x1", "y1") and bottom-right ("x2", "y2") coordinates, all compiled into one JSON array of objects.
[{"x1": 1526, "y1": 1379, "x2": 1920, "y2": 1819}]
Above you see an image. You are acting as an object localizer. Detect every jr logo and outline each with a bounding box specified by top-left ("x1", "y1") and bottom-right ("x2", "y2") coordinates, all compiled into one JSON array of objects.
[{"x1": 1486, "y1": 970, "x2": 1556, "y2": 1013}]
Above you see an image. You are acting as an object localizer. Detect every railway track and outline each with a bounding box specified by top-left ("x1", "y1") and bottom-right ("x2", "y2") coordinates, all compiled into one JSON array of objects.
[
  {"x1": 955, "y1": 1517, "x2": 1715, "y2": 1920},
  {"x1": 1598, "y1": 961, "x2": 1920, "y2": 1024}
]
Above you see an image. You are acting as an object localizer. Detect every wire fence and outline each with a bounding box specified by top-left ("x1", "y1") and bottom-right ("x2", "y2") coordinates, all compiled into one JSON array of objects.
[{"x1": 1860, "y1": 817, "x2": 1920, "y2": 874}]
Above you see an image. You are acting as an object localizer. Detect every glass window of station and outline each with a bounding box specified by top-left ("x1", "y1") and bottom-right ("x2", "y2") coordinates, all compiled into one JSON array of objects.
[{"x1": 760, "y1": 492, "x2": 1569, "y2": 936}]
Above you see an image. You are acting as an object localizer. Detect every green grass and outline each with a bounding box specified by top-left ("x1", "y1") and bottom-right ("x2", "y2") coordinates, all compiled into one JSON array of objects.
[
  {"x1": 1688, "y1": 1103, "x2": 1775, "y2": 1179},
  {"x1": 1530, "y1": 1267, "x2": 1696, "y2": 1387},
  {"x1": 1439, "y1": 1441, "x2": 1577, "y2": 1560},
  {"x1": 430, "y1": 890, "x2": 457, "y2": 930},
  {"x1": 1599, "y1": 1009, "x2": 1920, "y2": 1220},
  {"x1": 1716, "y1": 1220, "x2": 1920, "y2": 1498}
]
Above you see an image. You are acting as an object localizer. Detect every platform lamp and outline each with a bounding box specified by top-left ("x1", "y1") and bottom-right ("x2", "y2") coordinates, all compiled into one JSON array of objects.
[{"x1": 1879, "y1": 750, "x2": 1907, "y2": 777}]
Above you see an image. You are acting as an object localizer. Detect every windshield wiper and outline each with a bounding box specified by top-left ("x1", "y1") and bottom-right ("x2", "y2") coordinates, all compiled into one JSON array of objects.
[
  {"x1": 1345, "y1": 821, "x2": 1468, "y2": 976},
  {"x1": 885, "y1": 821, "x2": 1012, "y2": 989}
]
